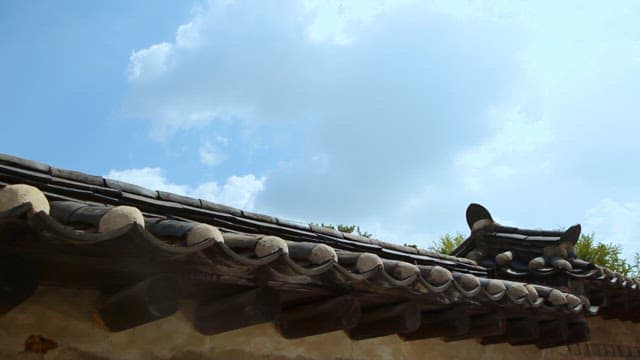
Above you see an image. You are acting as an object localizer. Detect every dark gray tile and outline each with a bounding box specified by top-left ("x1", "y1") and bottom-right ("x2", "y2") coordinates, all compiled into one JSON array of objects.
[
  {"x1": 157, "y1": 191, "x2": 201, "y2": 208},
  {"x1": 51, "y1": 167, "x2": 104, "y2": 186},
  {"x1": 105, "y1": 178, "x2": 158, "y2": 198},
  {"x1": 0, "y1": 153, "x2": 50, "y2": 172}
]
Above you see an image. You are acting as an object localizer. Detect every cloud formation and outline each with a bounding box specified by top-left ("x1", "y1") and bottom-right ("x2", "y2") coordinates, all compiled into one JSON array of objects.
[
  {"x1": 455, "y1": 106, "x2": 553, "y2": 194},
  {"x1": 106, "y1": 167, "x2": 265, "y2": 210},
  {"x1": 122, "y1": 0, "x2": 640, "y2": 254},
  {"x1": 199, "y1": 136, "x2": 228, "y2": 166},
  {"x1": 585, "y1": 199, "x2": 640, "y2": 260},
  {"x1": 124, "y1": 0, "x2": 522, "y2": 218},
  {"x1": 128, "y1": 43, "x2": 173, "y2": 82}
]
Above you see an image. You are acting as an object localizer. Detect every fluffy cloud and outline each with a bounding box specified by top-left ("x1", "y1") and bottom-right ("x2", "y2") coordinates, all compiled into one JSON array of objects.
[
  {"x1": 106, "y1": 168, "x2": 188, "y2": 194},
  {"x1": 455, "y1": 106, "x2": 553, "y2": 194},
  {"x1": 123, "y1": 1, "x2": 526, "y2": 232},
  {"x1": 106, "y1": 167, "x2": 265, "y2": 210},
  {"x1": 128, "y1": 43, "x2": 173, "y2": 82},
  {"x1": 122, "y1": 0, "x2": 640, "y2": 253},
  {"x1": 199, "y1": 136, "x2": 228, "y2": 166},
  {"x1": 585, "y1": 199, "x2": 640, "y2": 258}
]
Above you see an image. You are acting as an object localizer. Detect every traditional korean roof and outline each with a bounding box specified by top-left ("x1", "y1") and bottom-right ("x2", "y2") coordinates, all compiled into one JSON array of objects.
[
  {"x1": 452, "y1": 203, "x2": 640, "y2": 323},
  {"x1": 0, "y1": 153, "x2": 622, "y2": 349}
]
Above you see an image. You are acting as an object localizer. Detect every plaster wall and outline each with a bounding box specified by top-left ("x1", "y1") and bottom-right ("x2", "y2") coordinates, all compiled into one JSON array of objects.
[{"x1": 1, "y1": 287, "x2": 639, "y2": 359}]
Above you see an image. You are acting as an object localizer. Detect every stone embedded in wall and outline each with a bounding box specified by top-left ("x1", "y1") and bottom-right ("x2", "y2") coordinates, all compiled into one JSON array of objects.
[{"x1": 24, "y1": 335, "x2": 57, "y2": 355}]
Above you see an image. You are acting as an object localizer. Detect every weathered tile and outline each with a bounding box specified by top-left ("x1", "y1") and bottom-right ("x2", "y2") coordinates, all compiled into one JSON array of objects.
[
  {"x1": 157, "y1": 191, "x2": 201, "y2": 208},
  {"x1": 105, "y1": 178, "x2": 158, "y2": 198},
  {"x1": 51, "y1": 167, "x2": 104, "y2": 186},
  {"x1": 0, "y1": 153, "x2": 50, "y2": 172}
]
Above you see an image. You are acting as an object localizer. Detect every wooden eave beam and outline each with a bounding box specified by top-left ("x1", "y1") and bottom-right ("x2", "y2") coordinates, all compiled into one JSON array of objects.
[
  {"x1": 535, "y1": 320, "x2": 569, "y2": 348},
  {"x1": 96, "y1": 275, "x2": 181, "y2": 332},
  {"x1": 481, "y1": 316, "x2": 540, "y2": 346},
  {"x1": 444, "y1": 312, "x2": 505, "y2": 342},
  {"x1": 275, "y1": 295, "x2": 361, "y2": 339},
  {"x1": 194, "y1": 287, "x2": 281, "y2": 335},
  {"x1": 346, "y1": 302, "x2": 420, "y2": 340},
  {"x1": 0, "y1": 255, "x2": 38, "y2": 316},
  {"x1": 400, "y1": 308, "x2": 469, "y2": 341}
]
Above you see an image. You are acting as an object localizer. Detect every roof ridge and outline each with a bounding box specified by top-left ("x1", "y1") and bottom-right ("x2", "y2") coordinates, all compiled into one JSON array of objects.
[{"x1": 0, "y1": 152, "x2": 477, "y2": 267}]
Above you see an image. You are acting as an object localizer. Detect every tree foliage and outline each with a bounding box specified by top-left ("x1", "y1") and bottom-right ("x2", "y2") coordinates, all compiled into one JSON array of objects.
[
  {"x1": 314, "y1": 223, "x2": 372, "y2": 238},
  {"x1": 632, "y1": 253, "x2": 640, "y2": 278},
  {"x1": 574, "y1": 233, "x2": 633, "y2": 276},
  {"x1": 314, "y1": 223, "x2": 640, "y2": 278},
  {"x1": 427, "y1": 231, "x2": 640, "y2": 276},
  {"x1": 427, "y1": 233, "x2": 466, "y2": 255}
]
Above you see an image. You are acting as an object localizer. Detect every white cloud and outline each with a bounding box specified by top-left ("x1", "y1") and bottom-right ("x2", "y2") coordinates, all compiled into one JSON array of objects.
[
  {"x1": 124, "y1": 0, "x2": 522, "y2": 138},
  {"x1": 210, "y1": 174, "x2": 265, "y2": 210},
  {"x1": 106, "y1": 168, "x2": 188, "y2": 194},
  {"x1": 176, "y1": 21, "x2": 204, "y2": 49},
  {"x1": 119, "y1": 0, "x2": 540, "y2": 247},
  {"x1": 455, "y1": 106, "x2": 553, "y2": 193},
  {"x1": 199, "y1": 137, "x2": 228, "y2": 166},
  {"x1": 585, "y1": 199, "x2": 640, "y2": 258},
  {"x1": 127, "y1": 42, "x2": 173, "y2": 82},
  {"x1": 303, "y1": 0, "x2": 391, "y2": 45},
  {"x1": 106, "y1": 167, "x2": 265, "y2": 210},
  {"x1": 150, "y1": 110, "x2": 218, "y2": 141},
  {"x1": 121, "y1": 0, "x2": 640, "y2": 251}
]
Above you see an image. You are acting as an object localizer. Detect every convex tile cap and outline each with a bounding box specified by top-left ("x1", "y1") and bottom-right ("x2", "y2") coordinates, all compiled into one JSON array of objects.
[
  {"x1": 356, "y1": 253, "x2": 383, "y2": 273},
  {"x1": 0, "y1": 184, "x2": 50, "y2": 215},
  {"x1": 186, "y1": 224, "x2": 224, "y2": 245},
  {"x1": 98, "y1": 206, "x2": 144, "y2": 232},
  {"x1": 255, "y1": 236, "x2": 288, "y2": 257},
  {"x1": 309, "y1": 244, "x2": 337, "y2": 264}
]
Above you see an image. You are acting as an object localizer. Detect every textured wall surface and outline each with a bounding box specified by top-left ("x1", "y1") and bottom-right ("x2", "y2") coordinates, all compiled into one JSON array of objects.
[{"x1": 1, "y1": 287, "x2": 639, "y2": 359}]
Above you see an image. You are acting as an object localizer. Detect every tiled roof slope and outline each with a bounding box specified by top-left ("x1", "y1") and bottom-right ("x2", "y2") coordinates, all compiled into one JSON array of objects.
[
  {"x1": 0, "y1": 154, "x2": 596, "y2": 348},
  {"x1": 0, "y1": 153, "x2": 480, "y2": 274},
  {"x1": 453, "y1": 203, "x2": 640, "y2": 323}
]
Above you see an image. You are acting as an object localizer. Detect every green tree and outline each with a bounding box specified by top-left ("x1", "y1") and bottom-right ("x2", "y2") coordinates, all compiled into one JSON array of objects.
[
  {"x1": 314, "y1": 223, "x2": 373, "y2": 238},
  {"x1": 427, "y1": 233, "x2": 466, "y2": 254},
  {"x1": 574, "y1": 233, "x2": 632, "y2": 275},
  {"x1": 631, "y1": 253, "x2": 640, "y2": 278},
  {"x1": 314, "y1": 225, "x2": 640, "y2": 278},
  {"x1": 426, "y1": 232, "x2": 640, "y2": 276}
]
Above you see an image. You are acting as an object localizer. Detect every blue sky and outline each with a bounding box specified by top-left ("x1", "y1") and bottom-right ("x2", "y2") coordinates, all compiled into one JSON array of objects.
[{"x1": 3, "y1": 0, "x2": 640, "y2": 257}]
